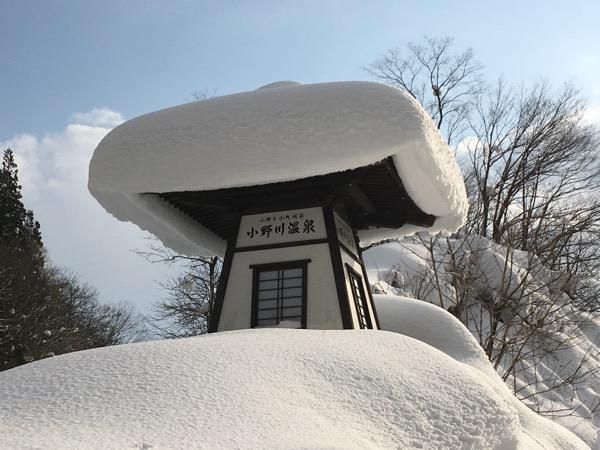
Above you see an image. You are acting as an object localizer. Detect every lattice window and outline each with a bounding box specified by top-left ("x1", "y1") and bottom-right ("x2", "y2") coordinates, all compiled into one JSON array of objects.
[
  {"x1": 346, "y1": 265, "x2": 372, "y2": 329},
  {"x1": 252, "y1": 261, "x2": 308, "y2": 328}
]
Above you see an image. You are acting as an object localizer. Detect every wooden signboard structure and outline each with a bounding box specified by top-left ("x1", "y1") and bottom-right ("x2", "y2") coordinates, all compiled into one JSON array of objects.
[
  {"x1": 88, "y1": 81, "x2": 465, "y2": 333},
  {"x1": 158, "y1": 156, "x2": 435, "y2": 332}
]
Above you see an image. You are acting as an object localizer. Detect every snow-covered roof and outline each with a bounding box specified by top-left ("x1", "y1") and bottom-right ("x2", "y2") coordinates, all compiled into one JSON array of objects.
[
  {"x1": 0, "y1": 296, "x2": 586, "y2": 449},
  {"x1": 89, "y1": 81, "x2": 468, "y2": 256}
]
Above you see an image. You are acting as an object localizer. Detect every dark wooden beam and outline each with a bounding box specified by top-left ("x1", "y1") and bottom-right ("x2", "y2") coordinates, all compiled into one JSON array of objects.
[
  {"x1": 156, "y1": 157, "x2": 438, "y2": 239},
  {"x1": 346, "y1": 183, "x2": 377, "y2": 214}
]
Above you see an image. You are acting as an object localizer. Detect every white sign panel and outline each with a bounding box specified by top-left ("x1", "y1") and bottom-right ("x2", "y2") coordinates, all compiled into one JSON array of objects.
[
  {"x1": 334, "y1": 212, "x2": 358, "y2": 256},
  {"x1": 236, "y1": 207, "x2": 326, "y2": 248}
]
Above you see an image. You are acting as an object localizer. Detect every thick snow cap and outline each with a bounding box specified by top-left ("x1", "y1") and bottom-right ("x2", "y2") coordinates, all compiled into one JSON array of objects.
[{"x1": 89, "y1": 81, "x2": 468, "y2": 256}]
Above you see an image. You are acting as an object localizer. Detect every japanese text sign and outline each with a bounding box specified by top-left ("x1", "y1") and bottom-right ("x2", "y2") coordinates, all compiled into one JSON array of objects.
[
  {"x1": 236, "y1": 207, "x2": 326, "y2": 248},
  {"x1": 334, "y1": 212, "x2": 358, "y2": 256}
]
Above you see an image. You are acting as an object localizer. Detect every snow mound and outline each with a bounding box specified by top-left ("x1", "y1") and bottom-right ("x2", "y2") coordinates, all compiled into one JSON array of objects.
[
  {"x1": 88, "y1": 81, "x2": 468, "y2": 256},
  {"x1": 375, "y1": 294, "x2": 495, "y2": 375},
  {"x1": 1, "y1": 301, "x2": 586, "y2": 449},
  {"x1": 256, "y1": 80, "x2": 302, "y2": 89}
]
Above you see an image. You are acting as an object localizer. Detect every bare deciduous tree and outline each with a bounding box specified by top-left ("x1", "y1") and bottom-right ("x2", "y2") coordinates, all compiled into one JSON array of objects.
[
  {"x1": 367, "y1": 36, "x2": 484, "y2": 145},
  {"x1": 0, "y1": 266, "x2": 146, "y2": 370},
  {"x1": 137, "y1": 243, "x2": 220, "y2": 338},
  {"x1": 367, "y1": 36, "x2": 600, "y2": 419},
  {"x1": 464, "y1": 80, "x2": 600, "y2": 312}
]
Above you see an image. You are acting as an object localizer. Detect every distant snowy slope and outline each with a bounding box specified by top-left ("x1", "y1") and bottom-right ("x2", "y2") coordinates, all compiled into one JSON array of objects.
[{"x1": 0, "y1": 301, "x2": 587, "y2": 449}]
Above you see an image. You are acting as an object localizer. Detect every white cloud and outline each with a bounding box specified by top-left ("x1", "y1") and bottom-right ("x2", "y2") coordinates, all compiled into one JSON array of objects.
[
  {"x1": 2, "y1": 124, "x2": 110, "y2": 200},
  {"x1": 71, "y1": 107, "x2": 124, "y2": 128},
  {"x1": 0, "y1": 109, "x2": 175, "y2": 312},
  {"x1": 582, "y1": 104, "x2": 600, "y2": 126},
  {"x1": 453, "y1": 135, "x2": 481, "y2": 167}
]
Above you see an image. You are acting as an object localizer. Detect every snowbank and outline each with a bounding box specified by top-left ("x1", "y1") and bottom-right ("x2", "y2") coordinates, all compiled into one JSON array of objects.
[
  {"x1": 366, "y1": 240, "x2": 600, "y2": 447},
  {"x1": 375, "y1": 294, "x2": 495, "y2": 375},
  {"x1": 89, "y1": 81, "x2": 468, "y2": 256},
  {"x1": 0, "y1": 298, "x2": 586, "y2": 449}
]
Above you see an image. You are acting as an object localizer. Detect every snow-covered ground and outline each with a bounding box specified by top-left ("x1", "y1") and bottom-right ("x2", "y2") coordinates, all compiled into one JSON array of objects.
[
  {"x1": 366, "y1": 239, "x2": 600, "y2": 448},
  {"x1": 0, "y1": 295, "x2": 588, "y2": 449}
]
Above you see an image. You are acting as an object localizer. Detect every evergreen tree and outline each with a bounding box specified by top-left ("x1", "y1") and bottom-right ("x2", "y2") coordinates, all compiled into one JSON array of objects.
[
  {"x1": 0, "y1": 148, "x2": 48, "y2": 367},
  {"x1": 0, "y1": 149, "x2": 43, "y2": 255},
  {"x1": 0, "y1": 148, "x2": 145, "y2": 370}
]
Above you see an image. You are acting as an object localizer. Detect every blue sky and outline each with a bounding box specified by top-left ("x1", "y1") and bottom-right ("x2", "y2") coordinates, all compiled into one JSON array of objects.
[
  {"x1": 4, "y1": 0, "x2": 599, "y2": 137},
  {"x1": 2, "y1": 0, "x2": 599, "y2": 312}
]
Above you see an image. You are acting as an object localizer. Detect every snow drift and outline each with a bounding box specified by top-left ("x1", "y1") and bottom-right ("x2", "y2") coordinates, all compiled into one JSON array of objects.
[
  {"x1": 0, "y1": 296, "x2": 586, "y2": 449},
  {"x1": 88, "y1": 81, "x2": 468, "y2": 256},
  {"x1": 366, "y1": 239, "x2": 600, "y2": 447}
]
